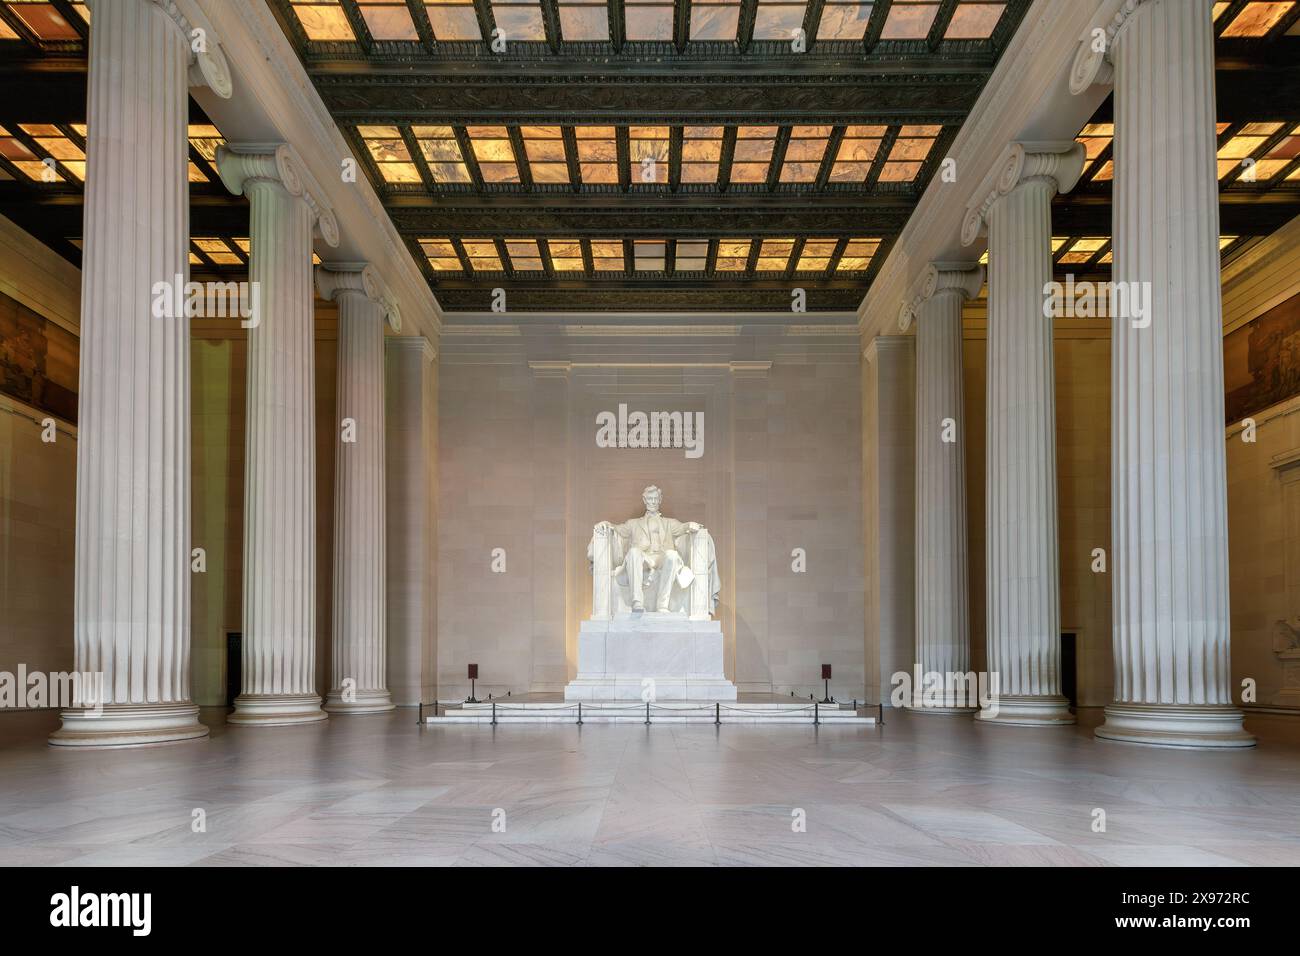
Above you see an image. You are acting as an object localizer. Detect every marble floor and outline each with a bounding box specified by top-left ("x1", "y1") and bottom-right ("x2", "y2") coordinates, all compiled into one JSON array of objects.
[{"x1": 1, "y1": 707, "x2": 1298, "y2": 867}]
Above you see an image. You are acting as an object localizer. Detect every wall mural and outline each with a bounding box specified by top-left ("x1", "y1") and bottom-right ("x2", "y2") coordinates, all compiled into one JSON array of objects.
[
  {"x1": 1225, "y1": 289, "x2": 1300, "y2": 425},
  {"x1": 0, "y1": 290, "x2": 78, "y2": 423}
]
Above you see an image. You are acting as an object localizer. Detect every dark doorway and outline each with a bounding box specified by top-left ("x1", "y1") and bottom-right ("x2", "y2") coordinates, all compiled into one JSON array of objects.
[
  {"x1": 1061, "y1": 632, "x2": 1077, "y2": 711},
  {"x1": 225, "y1": 632, "x2": 242, "y2": 706}
]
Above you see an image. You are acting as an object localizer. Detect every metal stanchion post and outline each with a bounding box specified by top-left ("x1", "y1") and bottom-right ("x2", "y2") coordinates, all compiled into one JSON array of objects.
[
  {"x1": 577, "y1": 702, "x2": 583, "y2": 726},
  {"x1": 814, "y1": 702, "x2": 820, "y2": 725},
  {"x1": 644, "y1": 702, "x2": 650, "y2": 725},
  {"x1": 491, "y1": 701, "x2": 497, "y2": 725},
  {"x1": 715, "y1": 702, "x2": 720, "y2": 725}
]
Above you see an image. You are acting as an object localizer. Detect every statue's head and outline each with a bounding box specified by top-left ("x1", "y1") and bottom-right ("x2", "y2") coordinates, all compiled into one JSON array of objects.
[{"x1": 642, "y1": 484, "x2": 663, "y2": 513}]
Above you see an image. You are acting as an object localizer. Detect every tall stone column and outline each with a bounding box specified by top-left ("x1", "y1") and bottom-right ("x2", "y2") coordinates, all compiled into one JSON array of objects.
[
  {"x1": 51, "y1": 0, "x2": 231, "y2": 748},
  {"x1": 317, "y1": 264, "x2": 400, "y2": 714},
  {"x1": 1072, "y1": 0, "x2": 1252, "y2": 747},
  {"x1": 902, "y1": 263, "x2": 983, "y2": 712},
  {"x1": 962, "y1": 141, "x2": 1084, "y2": 726},
  {"x1": 217, "y1": 144, "x2": 339, "y2": 725},
  {"x1": 386, "y1": 336, "x2": 437, "y2": 707}
]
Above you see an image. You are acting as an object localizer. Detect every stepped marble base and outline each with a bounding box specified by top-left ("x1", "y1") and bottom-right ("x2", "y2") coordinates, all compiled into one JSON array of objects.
[
  {"x1": 227, "y1": 693, "x2": 328, "y2": 725},
  {"x1": 324, "y1": 689, "x2": 396, "y2": 714},
  {"x1": 48, "y1": 702, "x2": 209, "y2": 749},
  {"x1": 1095, "y1": 703, "x2": 1255, "y2": 749},
  {"x1": 976, "y1": 694, "x2": 1075, "y2": 726},
  {"x1": 564, "y1": 612, "x2": 737, "y2": 701},
  {"x1": 431, "y1": 698, "x2": 871, "y2": 724}
]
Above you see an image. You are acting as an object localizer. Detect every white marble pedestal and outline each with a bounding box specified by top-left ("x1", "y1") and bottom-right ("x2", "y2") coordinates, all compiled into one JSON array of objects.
[{"x1": 564, "y1": 612, "x2": 737, "y2": 701}]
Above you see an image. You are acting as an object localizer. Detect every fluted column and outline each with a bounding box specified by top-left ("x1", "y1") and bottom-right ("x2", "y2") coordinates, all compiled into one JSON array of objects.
[
  {"x1": 386, "y1": 336, "x2": 437, "y2": 707},
  {"x1": 217, "y1": 144, "x2": 339, "y2": 725},
  {"x1": 51, "y1": 0, "x2": 231, "y2": 748},
  {"x1": 962, "y1": 141, "x2": 1084, "y2": 726},
  {"x1": 318, "y1": 264, "x2": 400, "y2": 714},
  {"x1": 1072, "y1": 0, "x2": 1252, "y2": 747},
  {"x1": 902, "y1": 263, "x2": 983, "y2": 712}
]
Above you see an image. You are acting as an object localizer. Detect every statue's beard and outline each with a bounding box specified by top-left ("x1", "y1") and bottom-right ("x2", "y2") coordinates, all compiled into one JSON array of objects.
[{"x1": 644, "y1": 502, "x2": 660, "y2": 515}]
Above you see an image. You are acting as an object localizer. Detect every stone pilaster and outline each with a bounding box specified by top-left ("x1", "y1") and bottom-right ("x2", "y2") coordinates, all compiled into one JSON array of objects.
[
  {"x1": 1072, "y1": 0, "x2": 1252, "y2": 747},
  {"x1": 963, "y1": 141, "x2": 1085, "y2": 725},
  {"x1": 51, "y1": 0, "x2": 231, "y2": 748},
  {"x1": 317, "y1": 264, "x2": 400, "y2": 714},
  {"x1": 385, "y1": 336, "x2": 437, "y2": 707},
  {"x1": 217, "y1": 143, "x2": 339, "y2": 725},
  {"x1": 901, "y1": 263, "x2": 983, "y2": 712}
]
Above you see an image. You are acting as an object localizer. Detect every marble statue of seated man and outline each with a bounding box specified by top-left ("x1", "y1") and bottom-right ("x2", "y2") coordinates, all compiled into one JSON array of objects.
[{"x1": 589, "y1": 484, "x2": 719, "y2": 617}]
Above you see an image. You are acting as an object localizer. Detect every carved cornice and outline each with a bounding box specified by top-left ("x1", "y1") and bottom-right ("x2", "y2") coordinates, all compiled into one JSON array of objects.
[
  {"x1": 898, "y1": 261, "x2": 984, "y2": 331},
  {"x1": 386, "y1": 335, "x2": 437, "y2": 361},
  {"x1": 315, "y1": 261, "x2": 401, "y2": 331},
  {"x1": 147, "y1": 0, "x2": 233, "y2": 99},
  {"x1": 863, "y1": 334, "x2": 913, "y2": 364},
  {"x1": 215, "y1": 142, "x2": 340, "y2": 249},
  {"x1": 961, "y1": 140, "x2": 1086, "y2": 246}
]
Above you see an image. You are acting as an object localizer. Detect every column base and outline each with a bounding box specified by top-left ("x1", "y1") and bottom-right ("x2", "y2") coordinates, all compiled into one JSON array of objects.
[
  {"x1": 977, "y1": 694, "x2": 1075, "y2": 726},
  {"x1": 48, "y1": 702, "x2": 209, "y2": 749},
  {"x1": 227, "y1": 693, "x2": 327, "y2": 726},
  {"x1": 323, "y1": 689, "x2": 396, "y2": 714},
  {"x1": 1095, "y1": 703, "x2": 1255, "y2": 749}
]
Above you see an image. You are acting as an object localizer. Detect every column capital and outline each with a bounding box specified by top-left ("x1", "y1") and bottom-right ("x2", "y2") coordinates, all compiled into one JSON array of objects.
[
  {"x1": 386, "y1": 335, "x2": 437, "y2": 363},
  {"x1": 898, "y1": 262, "x2": 984, "y2": 331},
  {"x1": 316, "y1": 262, "x2": 401, "y2": 332},
  {"x1": 216, "y1": 143, "x2": 340, "y2": 249},
  {"x1": 961, "y1": 141, "x2": 1086, "y2": 247},
  {"x1": 140, "y1": 0, "x2": 233, "y2": 98},
  {"x1": 1068, "y1": 0, "x2": 1152, "y2": 95}
]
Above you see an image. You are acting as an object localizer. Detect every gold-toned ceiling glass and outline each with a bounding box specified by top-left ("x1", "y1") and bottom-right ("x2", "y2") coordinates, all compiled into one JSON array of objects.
[
  {"x1": 290, "y1": 0, "x2": 355, "y2": 41},
  {"x1": 548, "y1": 239, "x2": 585, "y2": 270},
  {"x1": 830, "y1": 125, "x2": 885, "y2": 182},
  {"x1": 836, "y1": 238, "x2": 880, "y2": 272},
  {"x1": 731, "y1": 126, "x2": 777, "y2": 183},
  {"x1": 575, "y1": 127, "x2": 618, "y2": 183},
  {"x1": 412, "y1": 126, "x2": 471, "y2": 183},
  {"x1": 1218, "y1": 121, "x2": 1285, "y2": 179},
  {"x1": 1057, "y1": 236, "x2": 1107, "y2": 264},
  {"x1": 491, "y1": 0, "x2": 546, "y2": 40},
  {"x1": 462, "y1": 239, "x2": 503, "y2": 270},
  {"x1": 0, "y1": 124, "x2": 53, "y2": 181},
  {"x1": 715, "y1": 239, "x2": 751, "y2": 271},
  {"x1": 780, "y1": 126, "x2": 831, "y2": 183},
  {"x1": 796, "y1": 239, "x2": 838, "y2": 271},
  {"x1": 425, "y1": 0, "x2": 481, "y2": 39},
  {"x1": 817, "y1": 1, "x2": 872, "y2": 41},
  {"x1": 188, "y1": 124, "x2": 225, "y2": 165},
  {"x1": 420, "y1": 238, "x2": 462, "y2": 271},
  {"x1": 6, "y1": 0, "x2": 83, "y2": 39},
  {"x1": 1252, "y1": 123, "x2": 1300, "y2": 180},
  {"x1": 559, "y1": 0, "x2": 608, "y2": 40},
  {"x1": 590, "y1": 240, "x2": 624, "y2": 271},
  {"x1": 505, "y1": 239, "x2": 543, "y2": 269},
  {"x1": 756, "y1": 238, "x2": 795, "y2": 270},
  {"x1": 681, "y1": 126, "x2": 723, "y2": 184},
  {"x1": 753, "y1": 0, "x2": 807, "y2": 40},
  {"x1": 877, "y1": 124, "x2": 939, "y2": 182},
  {"x1": 1075, "y1": 122, "x2": 1112, "y2": 179},
  {"x1": 675, "y1": 240, "x2": 708, "y2": 270},
  {"x1": 0, "y1": 18, "x2": 17, "y2": 40},
  {"x1": 467, "y1": 126, "x2": 520, "y2": 183},
  {"x1": 193, "y1": 237, "x2": 243, "y2": 266},
  {"x1": 944, "y1": 1, "x2": 1005, "y2": 39},
  {"x1": 690, "y1": 0, "x2": 740, "y2": 41},
  {"x1": 630, "y1": 126, "x2": 669, "y2": 184},
  {"x1": 880, "y1": 0, "x2": 937, "y2": 39},
  {"x1": 625, "y1": 0, "x2": 674, "y2": 39},
  {"x1": 355, "y1": 0, "x2": 419, "y2": 39},
  {"x1": 16, "y1": 123, "x2": 84, "y2": 180},
  {"x1": 357, "y1": 125, "x2": 421, "y2": 183},
  {"x1": 522, "y1": 126, "x2": 568, "y2": 184},
  {"x1": 634, "y1": 240, "x2": 667, "y2": 271},
  {"x1": 1220, "y1": 2, "x2": 1294, "y2": 36}
]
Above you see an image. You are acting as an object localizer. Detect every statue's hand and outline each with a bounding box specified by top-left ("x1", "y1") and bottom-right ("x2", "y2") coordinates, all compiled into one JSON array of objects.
[
  {"x1": 687, "y1": 521, "x2": 702, "y2": 533},
  {"x1": 593, "y1": 520, "x2": 612, "y2": 535}
]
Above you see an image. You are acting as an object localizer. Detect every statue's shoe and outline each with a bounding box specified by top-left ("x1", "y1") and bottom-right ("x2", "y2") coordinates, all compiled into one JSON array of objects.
[{"x1": 631, "y1": 601, "x2": 644, "y2": 611}]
